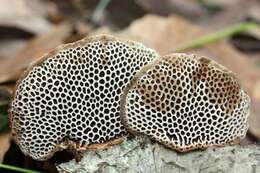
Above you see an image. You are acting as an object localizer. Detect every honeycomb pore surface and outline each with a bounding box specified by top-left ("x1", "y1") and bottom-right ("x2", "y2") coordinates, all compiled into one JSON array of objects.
[
  {"x1": 121, "y1": 53, "x2": 250, "y2": 152},
  {"x1": 9, "y1": 35, "x2": 158, "y2": 160}
]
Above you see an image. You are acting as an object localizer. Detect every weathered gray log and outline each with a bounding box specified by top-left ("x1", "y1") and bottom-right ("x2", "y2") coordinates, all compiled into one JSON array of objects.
[{"x1": 57, "y1": 136, "x2": 260, "y2": 173}]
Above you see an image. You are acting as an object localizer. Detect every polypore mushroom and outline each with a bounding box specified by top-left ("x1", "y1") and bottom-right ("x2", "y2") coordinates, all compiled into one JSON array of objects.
[
  {"x1": 121, "y1": 53, "x2": 250, "y2": 152},
  {"x1": 9, "y1": 34, "x2": 158, "y2": 160}
]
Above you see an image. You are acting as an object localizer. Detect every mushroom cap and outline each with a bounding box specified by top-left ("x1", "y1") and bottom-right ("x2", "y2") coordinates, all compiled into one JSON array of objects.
[
  {"x1": 9, "y1": 34, "x2": 158, "y2": 160},
  {"x1": 121, "y1": 53, "x2": 250, "y2": 152}
]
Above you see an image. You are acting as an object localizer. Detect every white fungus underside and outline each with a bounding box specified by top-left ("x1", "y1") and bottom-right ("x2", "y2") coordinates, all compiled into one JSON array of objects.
[
  {"x1": 122, "y1": 54, "x2": 250, "y2": 151},
  {"x1": 10, "y1": 36, "x2": 158, "y2": 160}
]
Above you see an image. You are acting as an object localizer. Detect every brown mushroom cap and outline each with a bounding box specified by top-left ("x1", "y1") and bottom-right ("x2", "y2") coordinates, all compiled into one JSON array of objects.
[
  {"x1": 9, "y1": 34, "x2": 159, "y2": 160},
  {"x1": 121, "y1": 53, "x2": 250, "y2": 152}
]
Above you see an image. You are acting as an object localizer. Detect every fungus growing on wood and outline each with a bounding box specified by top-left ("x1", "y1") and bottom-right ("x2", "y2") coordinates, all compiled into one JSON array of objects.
[
  {"x1": 9, "y1": 35, "x2": 158, "y2": 160},
  {"x1": 121, "y1": 53, "x2": 250, "y2": 152}
]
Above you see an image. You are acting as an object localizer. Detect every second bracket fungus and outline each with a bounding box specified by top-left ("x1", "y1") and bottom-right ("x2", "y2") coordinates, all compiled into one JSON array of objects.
[
  {"x1": 9, "y1": 35, "x2": 158, "y2": 160},
  {"x1": 121, "y1": 53, "x2": 250, "y2": 152}
]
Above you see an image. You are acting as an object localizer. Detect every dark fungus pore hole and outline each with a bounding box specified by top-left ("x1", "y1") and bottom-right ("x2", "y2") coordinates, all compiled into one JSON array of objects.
[
  {"x1": 9, "y1": 34, "x2": 159, "y2": 160},
  {"x1": 121, "y1": 53, "x2": 250, "y2": 152}
]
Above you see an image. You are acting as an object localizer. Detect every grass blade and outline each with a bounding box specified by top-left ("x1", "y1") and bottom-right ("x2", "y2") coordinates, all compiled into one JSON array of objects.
[
  {"x1": 175, "y1": 22, "x2": 260, "y2": 52},
  {"x1": 0, "y1": 163, "x2": 42, "y2": 173}
]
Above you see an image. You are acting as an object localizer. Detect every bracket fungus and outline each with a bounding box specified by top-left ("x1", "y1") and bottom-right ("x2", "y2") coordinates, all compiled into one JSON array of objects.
[
  {"x1": 9, "y1": 35, "x2": 158, "y2": 160},
  {"x1": 121, "y1": 53, "x2": 250, "y2": 152}
]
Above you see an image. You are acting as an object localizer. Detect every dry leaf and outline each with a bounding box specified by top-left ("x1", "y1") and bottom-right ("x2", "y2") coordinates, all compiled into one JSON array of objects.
[
  {"x1": 136, "y1": 0, "x2": 205, "y2": 18},
  {"x1": 205, "y1": 0, "x2": 260, "y2": 29},
  {"x1": 0, "y1": 40, "x2": 26, "y2": 58},
  {"x1": 0, "y1": 22, "x2": 73, "y2": 84},
  {"x1": 0, "y1": 0, "x2": 55, "y2": 62},
  {"x1": 0, "y1": 0, "x2": 52, "y2": 34}
]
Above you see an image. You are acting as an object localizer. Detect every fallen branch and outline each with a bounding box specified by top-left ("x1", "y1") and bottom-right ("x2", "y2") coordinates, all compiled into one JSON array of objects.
[{"x1": 57, "y1": 136, "x2": 260, "y2": 173}]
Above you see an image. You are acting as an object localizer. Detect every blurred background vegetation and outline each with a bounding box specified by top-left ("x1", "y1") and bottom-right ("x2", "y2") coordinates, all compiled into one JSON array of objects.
[{"x1": 0, "y1": 0, "x2": 259, "y2": 172}]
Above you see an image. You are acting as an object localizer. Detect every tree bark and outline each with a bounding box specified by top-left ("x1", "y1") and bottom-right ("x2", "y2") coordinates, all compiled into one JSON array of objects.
[{"x1": 57, "y1": 136, "x2": 260, "y2": 173}]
